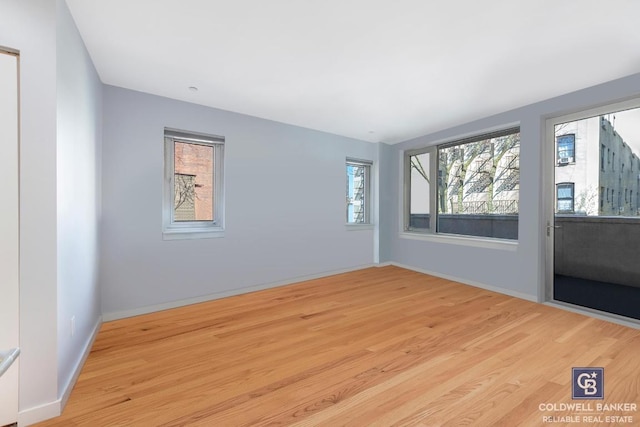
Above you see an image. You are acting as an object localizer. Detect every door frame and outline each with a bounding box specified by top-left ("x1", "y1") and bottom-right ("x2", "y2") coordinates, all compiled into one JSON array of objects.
[
  {"x1": 0, "y1": 47, "x2": 20, "y2": 426},
  {"x1": 544, "y1": 96, "x2": 640, "y2": 320}
]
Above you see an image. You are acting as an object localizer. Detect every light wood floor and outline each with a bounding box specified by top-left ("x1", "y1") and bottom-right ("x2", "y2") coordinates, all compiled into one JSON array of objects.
[{"x1": 35, "y1": 266, "x2": 640, "y2": 426}]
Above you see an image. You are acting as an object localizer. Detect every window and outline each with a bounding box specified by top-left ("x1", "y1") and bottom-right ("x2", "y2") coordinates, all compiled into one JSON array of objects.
[
  {"x1": 163, "y1": 128, "x2": 224, "y2": 239},
  {"x1": 405, "y1": 126, "x2": 520, "y2": 240},
  {"x1": 346, "y1": 159, "x2": 372, "y2": 224},
  {"x1": 611, "y1": 189, "x2": 615, "y2": 208},
  {"x1": 405, "y1": 150, "x2": 432, "y2": 230},
  {"x1": 556, "y1": 183, "x2": 574, "y2": 213},
  {"x1": 556, "y1": 134, "x2": 575, "y2": 164},
  {"x1": 600, "y1": 187, "x2": 604, "y2": 210},
  {"x1": 601, "y1": 144, "x2": 605, "y2": 170},
  {"x1": 612, "y1": 153, "x2": 615, "y2": 170}
]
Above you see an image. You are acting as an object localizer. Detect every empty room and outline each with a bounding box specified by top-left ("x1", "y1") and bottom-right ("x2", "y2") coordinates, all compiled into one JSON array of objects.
[{"x1": 1, "y1": 1, "x2": 640, "y2": 426}]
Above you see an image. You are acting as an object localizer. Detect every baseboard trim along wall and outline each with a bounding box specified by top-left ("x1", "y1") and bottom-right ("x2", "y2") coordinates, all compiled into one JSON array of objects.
[
  {"x1": 18, "y1": 316, "x2": 102, "y2": 427},
  {"x1": 389, "y1": 262, "x2": 539, "y2": 303},
  {"x1": 102, "y1": 263, "x2": 380, "y2": 322},
  {"x1": 18, "y1": 399, "x2": 61, "y2": 427},
  {"x1": 60, "y1": 316, "x2": 103, "y2": 409}
]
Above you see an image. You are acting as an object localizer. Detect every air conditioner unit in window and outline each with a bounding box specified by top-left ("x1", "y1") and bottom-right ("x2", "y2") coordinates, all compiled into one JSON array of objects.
[{"x1": 558, "y1": 157, "x2": 570, "y2": 165}]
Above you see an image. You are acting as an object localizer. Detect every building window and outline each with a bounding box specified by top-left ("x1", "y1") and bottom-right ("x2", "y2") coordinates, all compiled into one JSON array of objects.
[
  {"x1": 600, "y1": 187, "x2": 604, "y2": 210},
  {"x1": 556, "y1": 134, "x2": 575, "y2": 164},
  {"x1": 346, "y1": 159, "x2": 372, "y2": 224},
  {"x1": 557, "y1": 183, "x2": 574, "y2": 213},
  {"x1": 601, "y1": 144, "x2": 605, "y2": 171},
  {"x1": 163, "y1": 128, "x2": 224, "y2": 239},
  {"x1": 612, "y1": 152, "x2": 615, "y2": 170},
  {"x1": 405, "y1": 126, "x2": 520, "y2": 240}
]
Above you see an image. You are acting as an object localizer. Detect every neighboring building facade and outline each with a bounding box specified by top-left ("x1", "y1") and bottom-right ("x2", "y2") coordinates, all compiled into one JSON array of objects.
[
  {"x1": 555, "y1": 116, "x2": 640, "y2": 216},
  {"x1": 174, "y1": 141, "x2": 214, "y2": 221}
]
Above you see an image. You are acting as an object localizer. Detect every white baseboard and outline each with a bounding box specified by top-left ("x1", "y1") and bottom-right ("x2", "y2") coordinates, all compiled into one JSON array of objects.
[
  {"x1": 375, "y1": 261, "x2": 393, "y2": 267},
  {"x1": 60, "y1": 316, "x2": 102, "y2": 408},
  {"x1": 389, "y1": 261, "x2": 538, "y2": 303},
  {"x1": 18, "y1": 316, "x2": 102, "y2": 427},
  {"x1": 103, "y1": 263, "x2": 379, "y2": 321},
  {"x1": 18, "y1": 398, "x2": 60, "y2": 427}
]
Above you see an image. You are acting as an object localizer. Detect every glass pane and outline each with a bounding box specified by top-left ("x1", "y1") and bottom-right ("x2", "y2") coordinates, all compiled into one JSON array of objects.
[
  {"x1": 174, "y1": 141, "x2": 214, "y2": 221},
  {"x1": 409, "y1": 152, "x2": 430, "y2": 229},
  {"x1": 346, "y1": 164, "x2": 366, "y2": 223},
  {"x1": 557, "y1": 186, "x2": 573, "y2": 199},
  {"x1": 436, "y1": 131, "x2": 520, "y2": 239},
  {"x1": 554, "y1": 108, "x2": 640, "y2": 216},
  {"x1": 557, "y1": 200, "x2": 573, "y2": 211}
]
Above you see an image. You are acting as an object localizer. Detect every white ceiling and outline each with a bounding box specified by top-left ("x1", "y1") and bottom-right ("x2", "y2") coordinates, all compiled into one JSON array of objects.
[{"x1": 66, "y1": 0, "x2": 640, "y2": 144}]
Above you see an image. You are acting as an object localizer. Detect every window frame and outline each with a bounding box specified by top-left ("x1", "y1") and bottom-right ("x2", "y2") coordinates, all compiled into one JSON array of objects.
[
  {"x1": 404, "y1": 146, "x2": 437, "y2": 232},
  {"x1": 556, "y1": 134, "x2": 575, "y2": 165},
  {"x1": 556, "y1": 182, "x2": 575, "y2": 213},
  {"x1": 163, "y1": 128, "x2": 225, "y2": 240},
  {"x1": 346, "y1": 158, "x2": 373, "y2": 226},
  {"x1": 403, "y1": 126, "x2": 520, "y2": 243}
]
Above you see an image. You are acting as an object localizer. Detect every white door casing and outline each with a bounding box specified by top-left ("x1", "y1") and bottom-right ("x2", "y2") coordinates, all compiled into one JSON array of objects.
[{"x1": 0, "y1": 49, "x2": 20, "y2": 426}]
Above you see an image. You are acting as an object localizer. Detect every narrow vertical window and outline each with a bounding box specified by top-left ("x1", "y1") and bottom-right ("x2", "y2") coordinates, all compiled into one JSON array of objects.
[
  {"x1": 406, "y1": 150, "x2": 432, "y2": 230},
  {"x1": 346, "y1": 159, "x2": 372, "y2": 224},
  {"x1": 163, "y1": 128, "x2": 224, "y2": 239}
]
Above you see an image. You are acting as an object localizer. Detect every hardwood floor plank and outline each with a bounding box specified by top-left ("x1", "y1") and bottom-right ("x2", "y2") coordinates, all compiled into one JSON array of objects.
[{"x1": 34, "y1": 266, "x2": 640, "y2": 426}]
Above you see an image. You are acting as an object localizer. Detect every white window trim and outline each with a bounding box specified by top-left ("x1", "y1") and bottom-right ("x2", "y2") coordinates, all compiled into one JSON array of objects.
[
  {"x1": 163, "y1": 128, "x2": 225, "y2": 240},
  {"x1": 346, "y1": 158, "x2": 373, "y2": 226},
  {"x1": 399, "y1": 231, "x2": 518, "y2": 251}
]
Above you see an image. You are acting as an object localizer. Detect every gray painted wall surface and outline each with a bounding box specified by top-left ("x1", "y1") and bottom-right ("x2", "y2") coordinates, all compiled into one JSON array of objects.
[
  {"x1": 377, "y1": 142, "x2": 394, "y2": 263},
  {"x1": 0, "y1": 0, "x2": 59, "y2": 414},
  {"x1": 101, "y1": 86, "x2": 376, "y2": 316},
  {"x1": 56, "y1": 0, "x2": 102, "y2": 399},
  {"x1": 386, "y1": 72, "x2": 640, "y2": 300}
]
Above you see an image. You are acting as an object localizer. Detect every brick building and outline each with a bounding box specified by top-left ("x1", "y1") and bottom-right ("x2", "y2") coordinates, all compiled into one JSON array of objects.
[{"x1": 173, "y1": 141, "x2": 214, "y2": 221}]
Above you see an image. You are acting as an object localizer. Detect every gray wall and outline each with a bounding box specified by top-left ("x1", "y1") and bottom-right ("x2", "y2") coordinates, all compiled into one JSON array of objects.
[
  {"x1": 56, "y1": 0, "x2": 102, "y2": 400},
  {"x1": 386, "y1": 72, "x2": 640, "y2": 301},
  {"x1": 101, "y1": 86, "x2": 376, "y2": 318},
  {"x1": 0, "y1": 0, "x2": 59, "y2": 417}
]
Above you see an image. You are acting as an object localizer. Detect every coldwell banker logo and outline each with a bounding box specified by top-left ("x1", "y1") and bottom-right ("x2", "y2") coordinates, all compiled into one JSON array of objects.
[{"x1": 572, "y1": 367, "x2": 604, "y2": 399}]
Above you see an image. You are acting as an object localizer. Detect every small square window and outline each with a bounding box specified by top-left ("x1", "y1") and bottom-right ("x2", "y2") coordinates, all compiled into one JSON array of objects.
[
  {"x1": 163, "y1": 128, "x2": 224, "y2": 239},
  {"x1": 346, "y1": 159, "x2": 372, "y2": 224}
]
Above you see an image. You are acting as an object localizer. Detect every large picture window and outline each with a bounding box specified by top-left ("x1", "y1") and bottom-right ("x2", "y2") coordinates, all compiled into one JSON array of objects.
[
  {"x1": 405, "y1": 127, "x2": 520, "y2": 240},
  {"x1": 163, "y1": 128, "x2": 224, "y2": 239}
]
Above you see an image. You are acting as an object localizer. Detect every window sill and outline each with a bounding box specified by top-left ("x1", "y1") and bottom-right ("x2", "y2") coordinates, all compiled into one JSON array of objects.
[
  {"x1": 399, "y1": 231, "x2": 518, "y2": 251},
  {"x1": 346, "y1": 223, "x2": 374, "y2": 231},
  {"x1": 163, "y1": 227, "x2": 225, "y2": 240}
]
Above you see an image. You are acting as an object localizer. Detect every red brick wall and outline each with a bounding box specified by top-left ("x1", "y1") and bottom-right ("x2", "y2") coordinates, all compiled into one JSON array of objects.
[{"x1": 174, "y1": 142, "x2": 214, "y2": 220}]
